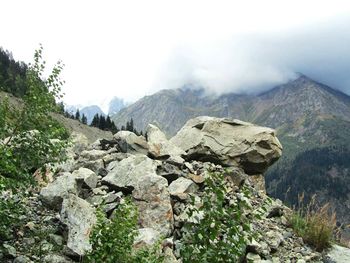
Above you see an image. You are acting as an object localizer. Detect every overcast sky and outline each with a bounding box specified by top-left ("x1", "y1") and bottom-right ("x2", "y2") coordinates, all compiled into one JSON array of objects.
[{"x1": 1, "y1": 0, "x2": 350, "y2": 107}]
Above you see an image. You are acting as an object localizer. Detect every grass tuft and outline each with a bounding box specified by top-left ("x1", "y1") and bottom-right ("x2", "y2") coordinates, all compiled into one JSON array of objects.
[{"x1": 289, "y1": 194, "x2": 337, "y2": 252}]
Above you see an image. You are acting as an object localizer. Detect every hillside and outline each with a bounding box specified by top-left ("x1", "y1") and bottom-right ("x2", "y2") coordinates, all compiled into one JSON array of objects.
[
  {"x1": 112, "y1": 75, "x2": 350, "y2": 240},
  {"x1": 0, "y1": 91, "x2": 113, "y2": 143}
]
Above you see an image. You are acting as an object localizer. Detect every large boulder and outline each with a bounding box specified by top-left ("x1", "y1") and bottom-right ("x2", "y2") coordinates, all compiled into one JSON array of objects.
[
  {"x1": 60, "y1": 194, "x2": 96, "y2": 257},
  {"x1": 147, "y1": 124, "x2": 185, "y2": 159},
  {"x1": 113, "y1": 131, "x2": 149, "y2": 155},
  {"x1": 40, "y1": 173, "x2": 78, "y2": 210},
  {"x1": 170, "y1": 117, "x2": 282, "y2": 174}
]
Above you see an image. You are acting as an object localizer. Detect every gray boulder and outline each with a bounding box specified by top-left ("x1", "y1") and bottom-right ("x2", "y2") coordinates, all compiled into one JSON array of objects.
[
  {"x1": 72, "y1": 168, "x2": 98, "y2": 189},
  {"x1": 60, "y1": 194, "x2": 96, "y2": 257},
  {"x1": 102, "y1": 155, "x2": 157, "y2": 193},
  {"x1": 147, "y1": 124, "x2": 185, "y2": 159},
  {"x1": 40, "y1": 173, "x2": 78, "y2": 210},
  {"x1": 113, "y1": 131, "x2": 149, "y2": 155},
  {"x1": 170, "y1": 116, "x2": 282, "y2": 174}
]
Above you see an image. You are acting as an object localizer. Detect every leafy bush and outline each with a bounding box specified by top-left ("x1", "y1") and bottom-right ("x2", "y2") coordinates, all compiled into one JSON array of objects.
[
  {"x1": 180, "y1": 171, "x2": 250, "y2": 263},
  {"x1": 289, "y1": 194, "x2": 337, "y2": 251},
  {"x1": 0, "y1": 46, "x2": 69, "y2": 240},
  {"x1": 84, "y1": 198, "x2": 163, "y2": 263}
]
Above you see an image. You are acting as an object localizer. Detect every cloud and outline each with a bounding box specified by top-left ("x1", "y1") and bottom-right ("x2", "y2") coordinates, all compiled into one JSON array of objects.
[{"x1": 156, "y1": 16, "x2": 350, "y2": 96}]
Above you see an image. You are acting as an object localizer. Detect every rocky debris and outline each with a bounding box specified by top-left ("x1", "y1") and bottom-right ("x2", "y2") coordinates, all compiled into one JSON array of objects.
[
  {"x1": 8, "y1": 117, "x2": 350, "y2": 262},
  {"x1": 147, "y1": 124, "x2": 185, "y2": 159},
  {"x1": 113, "y1": 131, "x2": 149, "y2": 155},
  {"x1": 170, "y1": 116, "x2": 282, "y2": 174},
  {"x1": 60, "y1": 194, "x2": 96, "y2": 257}
]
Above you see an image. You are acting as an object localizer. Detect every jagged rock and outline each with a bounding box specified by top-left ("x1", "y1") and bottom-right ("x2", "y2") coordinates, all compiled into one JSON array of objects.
[
  {"x1": 246, "y1": 252, "x2": 261, "y2": 262},
  {"x1": 102, "y1": 155, "x2": 157, "y2": 193},
  {"x1": 249, "y1": 174, "x2": 266, "y2": 193},
  {"x1": 72, "y1": 167, "x2": 98, "y2": 189},
  {"x1": 325, "y1": 244, "x2": 350, "y2": 263},
  {"x1": 103, "y1": 191, "x2": 122, "y2": 204},
  {"x1": 163, "y1": 247, "x2": 180, "y2": 263},
  {"x1": 70, "y1": 132, "x2": 89, "y2": 153},
  {"x1": 113, "y1": 131, "x2": 149, "y2": 155},
  {"x1": 133, "y1": 174, "x2": 174, "y2": 236},
  {"x1": 166, "y1": 155, "x2": 185, "y2": 166},
  {"x1": 223, "y1": 166, "x2": 248, "y2": 187},
  {"x1": 134, "y1": 228, "x2": 161, "y2": 249},
  {"x1": 78, "y1": 159, "x2": 104, "y2": 174},
  {"x1": 13, "y1": 255, "x2": 31, "y2": 263},
  {"x1": 147, "y1": 124, "x2": 185, "y2": 159},
  {"x1": 170, "y1": 116, "x2": 282, "y2": 174},
  {"x1": 80, "y1": 149, "x2": 108, "y2": 161},
  {"x1": 2, "y1": 244, "x2": 16, "y2": 258},
  {"x1": 168, "y1": 177, "x2": 198, "y2": 200},
  {"x1": 40, "y1": 173, "x2": 78, "y2": 210},
  {"x1": 43, "y1": 254, "x2": 73, "y2": 263},
  {"x1": 60, "y1": 194, "x2": 96, "y2": 257},
  {"x1": 189, "y1": 173, "x2": 205, "y2": 184},
  {"x1": 102, "y1": 152, "x2": 132, "y2": 165},
  {"x1": 266, "y1": 230, "x2": 284, "y2": 251},
  {"x1": 157, "y1": 163, "x2": 184, "y2": 184}
]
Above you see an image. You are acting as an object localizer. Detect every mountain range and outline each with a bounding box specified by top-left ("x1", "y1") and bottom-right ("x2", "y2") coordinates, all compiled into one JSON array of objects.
[
  {"x1": 112, "y1": 74, "x2": 350, "y2": 240},
  {"x1": 65, "y1": 96, "x2": 127, "y2": 124}
]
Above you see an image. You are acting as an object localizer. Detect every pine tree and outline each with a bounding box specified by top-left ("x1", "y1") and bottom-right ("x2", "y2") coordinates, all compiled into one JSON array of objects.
[
  {"x1": 99, "y1": 115, "x2": 106, "y2": 130},
  {"x1": 81, "y1": 114, "x2": 87, "y2": 125},
  {"x1": 75, "y1": 109, "x2": 80, "y2": 120},
  {"x1": 91, "y1": 114, "x2": 99, "y2": 127}
]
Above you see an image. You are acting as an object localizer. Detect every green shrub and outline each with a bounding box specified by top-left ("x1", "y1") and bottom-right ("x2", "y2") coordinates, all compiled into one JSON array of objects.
[
  {"x1": 289, "y1": 194, "x2": 336, "y2": 251},
  {"x1": 180, "y1": 171, "x2": 250, "y2": 263},
  {"x1": 0, "y1": 46, "x2": 69, "y2": 241},
  {"x1": 84, "y1": 198, "x2": 163, "y2": 263}
]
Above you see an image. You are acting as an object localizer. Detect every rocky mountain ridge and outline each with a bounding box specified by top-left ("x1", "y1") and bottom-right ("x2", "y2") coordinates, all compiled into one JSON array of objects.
[
  {"x1": 112, "y1": 75, "x2": 350, "y2": 136},
  {"x1": 3, "y1": 117, "x2": 350, "y2": 262}
]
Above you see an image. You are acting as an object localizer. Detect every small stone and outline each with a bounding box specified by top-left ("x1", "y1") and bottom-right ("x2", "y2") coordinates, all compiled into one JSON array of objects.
[
  {"x1": 25, "y1": 221, "x2": 35, "y2": 230},
  {"x1": 246, "y1": 252, "x2": 261, "y2": 262},
  {"x1": 3, "y1": 244, "x2": 16, "y2": 258},
  {"x1": 43, "y1": 254, "x2": 73, "y2": 263},
  {"x1": 13, "y1": 255, "x2": 31, "y2": 263},
  {"x1": 189, "y1": 173, "x2": 205, "y2": 184},
  {"x1": 22, "y1": 238, "x2": 35, "y2": 246},
  {"x1": 49, "y1": 234, "x2": 63, "y2": 246}
]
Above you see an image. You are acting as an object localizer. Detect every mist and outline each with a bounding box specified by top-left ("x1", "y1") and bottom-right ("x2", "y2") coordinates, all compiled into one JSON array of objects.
[{"x1": 156, "y1": 16, "x2": 350, "y2": 96}]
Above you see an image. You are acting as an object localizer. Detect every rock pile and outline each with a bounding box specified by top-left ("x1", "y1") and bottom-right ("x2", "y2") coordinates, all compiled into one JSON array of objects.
[{"x1": 2, "y1": 116, "x2": 349, "y2": 262}]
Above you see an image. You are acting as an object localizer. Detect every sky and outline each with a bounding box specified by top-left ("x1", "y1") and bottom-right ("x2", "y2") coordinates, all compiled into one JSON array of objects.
[{"x1": 1, "y1": 0, "x2": 350, "y2": 107}]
